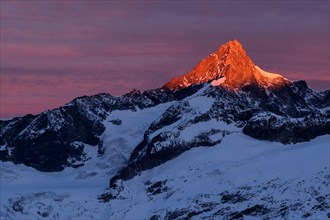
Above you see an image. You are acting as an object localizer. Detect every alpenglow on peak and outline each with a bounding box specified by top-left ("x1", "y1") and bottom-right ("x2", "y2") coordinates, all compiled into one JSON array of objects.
[{"x1": 163, "y1": 39, "x2": 286, "y2": 90}]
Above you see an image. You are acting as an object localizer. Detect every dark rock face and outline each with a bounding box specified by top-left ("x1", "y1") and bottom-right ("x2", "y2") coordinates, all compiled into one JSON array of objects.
[
  {"x1": 241, "y1": 82, "x2": 330, "y2": 143},
  {"x1": 229, "y1": 205, "x2": 270, "y2": 220},
  {"x1": 243, "y1": 113, "x2": 330, "y2": 143},
  {"x1": 146, "y1": 180, "x2": 168, "y2": 196},
  {"x1": 0, "y1": 95, "x2": 109, "y2": 171},
  {"x1": 220, "y1": 191, "x2": 249, "y2": 204}
]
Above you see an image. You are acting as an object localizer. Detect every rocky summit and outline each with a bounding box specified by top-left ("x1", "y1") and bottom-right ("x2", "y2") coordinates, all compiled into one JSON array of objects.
[
  {"x1": 163, "y1": 39, "x2": 286, "y2": 90},
  {"x1": 1, "y1": 40, "x2": 329, "y2": 219}
]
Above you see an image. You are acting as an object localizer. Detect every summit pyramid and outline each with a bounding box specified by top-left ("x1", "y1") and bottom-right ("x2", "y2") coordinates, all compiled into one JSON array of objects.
[{"x1": 163, "y1": 39, "x2": 286, "y2": 90}]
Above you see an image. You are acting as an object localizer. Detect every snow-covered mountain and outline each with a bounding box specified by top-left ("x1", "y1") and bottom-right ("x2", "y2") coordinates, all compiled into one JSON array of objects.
[{"x1": 1, "y1": 40, "x2": 329, "y2": 219}]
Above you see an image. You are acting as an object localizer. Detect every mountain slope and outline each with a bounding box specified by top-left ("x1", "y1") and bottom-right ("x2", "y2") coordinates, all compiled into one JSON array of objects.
[
  {"x1": 107, "y1": 80, "x2": 329, "y2": 191},
  {"x1": 2, "y1": 39, "x2": 327, "y2": 173},
  {"x1": 0, "y1": 86, "x2": 202, "y2": 171},
  {"x1": 1, "y1": 131, "x2": 329, "y2": 219},
  {"x1": 1, "y1": 39, "x2": 329, "y2": 219},
  {"x1": 105, "y1": 134, "x2": 330, "y2": 219}
]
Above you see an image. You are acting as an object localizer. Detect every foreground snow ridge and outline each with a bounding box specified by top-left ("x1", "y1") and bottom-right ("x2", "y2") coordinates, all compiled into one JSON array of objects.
[{"x1": 1, "y1": 134, "x2": 329, "y2": 219}]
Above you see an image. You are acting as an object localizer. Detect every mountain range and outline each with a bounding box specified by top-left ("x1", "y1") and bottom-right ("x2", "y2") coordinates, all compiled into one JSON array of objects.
[{"x1": 1, "y1": 40, "x2": 329, "y2": 219}]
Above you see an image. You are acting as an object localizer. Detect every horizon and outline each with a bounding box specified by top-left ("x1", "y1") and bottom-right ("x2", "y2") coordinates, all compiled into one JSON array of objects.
[{"x1": 1, "y1": 1, "x2": 329, "y2": 119}]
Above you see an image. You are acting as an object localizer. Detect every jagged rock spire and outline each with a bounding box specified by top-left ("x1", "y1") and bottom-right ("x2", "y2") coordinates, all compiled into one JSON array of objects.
[{"x1": 163, "y1": 39, "x2": 285, "y2": 90}]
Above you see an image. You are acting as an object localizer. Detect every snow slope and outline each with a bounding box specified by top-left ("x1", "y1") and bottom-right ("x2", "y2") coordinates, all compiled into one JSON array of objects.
[
  {"x1": 1, "y1": 82, "x2": 329, "y2": 219},
  {"x1": 106, "y1": 134, "x2": 330, "y2": 219},
  {"x1": 1, "y1": 131, "x2": 329, "y2": 219},
  {"x1": 1, "y1": 102, "x2": 175, "y2": 219},
  {"x1": 255, "y1": 66, "x2": 283, "y2": 80}
]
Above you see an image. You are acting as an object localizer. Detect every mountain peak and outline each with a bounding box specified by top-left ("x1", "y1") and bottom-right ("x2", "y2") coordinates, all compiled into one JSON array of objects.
[
  {"x1": 163, "y1": 39, "x2": 286, "y2": 90},
  {"x1": 125, "y1": 88, "x2": 141, "y2": 96},
  {"x1": 224, "y1": 39, "x2": 244, "y2": 50}
]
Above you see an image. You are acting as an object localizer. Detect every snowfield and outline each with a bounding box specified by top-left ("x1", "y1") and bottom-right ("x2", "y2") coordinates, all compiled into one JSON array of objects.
[
  {"x1": 1, "y1": 102, "x2": 175, "y2": 219},
  {"x1": 1, "y1": 131, "x2": 329, "y2": 219},
  {"x1": 106, "y1": 134, "x2": 329, "y2": 219}
]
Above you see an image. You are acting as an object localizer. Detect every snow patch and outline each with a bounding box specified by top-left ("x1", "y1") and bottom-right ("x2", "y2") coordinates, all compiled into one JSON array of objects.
[
  {"x1": 188, "y1": 96, "x2": 214, "y2": 114},
  {"x1": 180, "y1": 119, "x2": 238, "y2": 142},
  {"x1": 255, "y1": 66, "x2": 283, "y2": 79},
  {"x1": 0, "y1": 144, "x2": 6, "y2": 151},
  {"x1": 211, "y1": 77, "x2": 226, "y2": 86}
]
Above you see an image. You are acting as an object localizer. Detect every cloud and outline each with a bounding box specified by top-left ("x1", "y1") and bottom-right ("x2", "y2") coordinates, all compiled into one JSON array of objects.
[{"x1": 3, "y1": 43, "x2": 78, "y2": 57}]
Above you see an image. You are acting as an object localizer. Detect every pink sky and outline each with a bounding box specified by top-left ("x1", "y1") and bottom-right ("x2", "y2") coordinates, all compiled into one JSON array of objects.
[{"x1": 1, "y1": 1, "x2": 329, "y2": 119}]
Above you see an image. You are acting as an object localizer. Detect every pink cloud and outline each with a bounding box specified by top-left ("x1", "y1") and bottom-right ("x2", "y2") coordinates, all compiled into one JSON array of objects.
[
  {"x1": 2, "y1": 26, "x2": 104, "y2": 41},
  {"x1": 1, "y1": 1, "x2": 329, "y2": 119},
  {"x1": 3, "y1": 43, "x2": 78, "y2": 57},
  {"x1": 0, "y1": 72, "x2": 153, "y2": 118}
]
